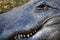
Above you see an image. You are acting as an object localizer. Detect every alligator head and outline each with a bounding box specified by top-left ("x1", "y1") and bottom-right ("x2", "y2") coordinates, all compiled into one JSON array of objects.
[{"x1": 0, "y1": 0, "x2": 60, "y2": 40}]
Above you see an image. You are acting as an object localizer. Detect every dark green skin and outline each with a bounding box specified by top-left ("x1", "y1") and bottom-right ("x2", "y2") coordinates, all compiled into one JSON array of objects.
[{"x1": 0, "y1": 0, "x2": 60, "y2": 40}]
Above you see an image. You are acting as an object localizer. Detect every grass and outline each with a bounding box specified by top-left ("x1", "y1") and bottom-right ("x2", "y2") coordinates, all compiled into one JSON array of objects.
[{"x1": 0, "y1": 0, "x2": 30, "y2": 14}]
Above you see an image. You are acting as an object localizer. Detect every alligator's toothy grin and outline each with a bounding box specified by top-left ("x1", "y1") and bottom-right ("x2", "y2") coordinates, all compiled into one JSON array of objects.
[
  {"x1": 0, "y1": 0, "x2": 60, "y2": 40},
  {"x1": 8, "y1": 28, "x2": 38, "y2": 40},
  {"x1": 9, "y1": 25, "x2": 40, "y2": 40},
  {"x1": 14, "y1": 30, "x2": 37, "y2": 39},
  {"x1": 8, "y1": 14, "x2": 60, "y2": 40}
]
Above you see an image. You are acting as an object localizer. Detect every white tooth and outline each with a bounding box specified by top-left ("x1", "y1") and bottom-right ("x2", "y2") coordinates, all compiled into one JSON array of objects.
[
  {"x1": 18, "y1": 34, "x2": 20, "y2": 38},
  {"x1": 33, "y1": 30, "x2": 36, "y2": 33},
  {"x1": 35, "y1": 30, "x2": 36, "y2": 32},
  {"x1": 27, "y1": 34, "x2": 30, "y2": 37},
  {"x1": 14, "y1": 35, "x2": 17, "y2": 39},
  {"x1": 33, "y1": 31, "x2": 35, "y2": 33},
  {"x1": 30, "y1": 33, "x2": 32, "y2": 35},
  {"x1": 20, "y1": 35, "x2": 23, "y2": 37},
  {"x1": 23, "y1": 35, "x2": 25, "y2": 37}
]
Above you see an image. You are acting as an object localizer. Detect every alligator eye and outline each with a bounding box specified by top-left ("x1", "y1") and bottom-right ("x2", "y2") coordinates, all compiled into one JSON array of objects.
[
  {"x1": 36, "y1": 3, "x2": 53, "y2": 10},
  {"x1": 36, "y1": 2, "x2": 59, "y2": 10}
]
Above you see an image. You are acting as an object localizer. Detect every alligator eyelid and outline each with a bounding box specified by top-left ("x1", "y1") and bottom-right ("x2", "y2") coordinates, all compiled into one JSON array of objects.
[
  {"x1": 36, "y1": 4, "x2": 52, "y2": 10},
  {"x1": 36, "y1": 3, "x2": 60, "y2": 10}
]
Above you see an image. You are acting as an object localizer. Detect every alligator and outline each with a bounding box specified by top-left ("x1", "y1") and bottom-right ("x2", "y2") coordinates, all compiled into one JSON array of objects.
[{"x1": 0, "y1": 0, "x2": 60, "y2": 40}]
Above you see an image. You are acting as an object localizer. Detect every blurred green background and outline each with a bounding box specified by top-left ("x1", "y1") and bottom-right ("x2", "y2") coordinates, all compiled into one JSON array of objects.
[{"x1": 0, "y1": 0, "x2": 30, "y2": 14}]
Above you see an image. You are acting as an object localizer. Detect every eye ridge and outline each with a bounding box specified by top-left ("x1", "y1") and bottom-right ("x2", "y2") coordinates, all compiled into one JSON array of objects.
[{"x1": 36, "y1": 3, "x2": 59, "y2": 10}]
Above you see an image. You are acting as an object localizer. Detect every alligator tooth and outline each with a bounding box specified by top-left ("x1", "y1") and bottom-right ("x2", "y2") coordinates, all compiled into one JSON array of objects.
[
  {"x1": 20, "y1": 35, "x2": 23, "y2": 38},
  {"x1": 35, "y1": 30, "x2": 36, "y2": 32},
  {"x1": 23, "y1": 35, "x2": 26, "y2": 37},
  {"x1": 32, "y1": 30, "x2": 36, "y2": 33},
  {"x1": 18, "y1": 34, "x2": 20, "y2": 38},
  {"x1": 27, "y1": 34, "x2": 30, "y2": 37},
  {"x1": 13, "y1": 29, "x2": 37, "y2": 38},
  {"x1": 17, "y1": 34, "x2": 23, "y2": 38},
  {"x1": 30, "y1": 33, "x2": 32, "y2": 35},
  {"x1": 14, "y1": 35, "x2": 17, "y2": 39},
  {"x1": 33, "y1": 31, "x2": 35, "y2": 33}
]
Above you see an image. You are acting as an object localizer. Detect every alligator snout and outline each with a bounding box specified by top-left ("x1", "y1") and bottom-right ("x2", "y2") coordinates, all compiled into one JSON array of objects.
[{"x1": 0, "y1": 0, "x2": 60, "y2": 40}]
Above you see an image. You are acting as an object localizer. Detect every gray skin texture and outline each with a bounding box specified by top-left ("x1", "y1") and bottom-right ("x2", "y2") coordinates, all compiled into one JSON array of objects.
[{"x1": 0, "y1": 0, "x2": 60, "y2": 40}]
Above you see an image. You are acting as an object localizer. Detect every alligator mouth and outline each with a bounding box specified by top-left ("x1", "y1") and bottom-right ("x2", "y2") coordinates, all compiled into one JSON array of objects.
[
  {"x1": 8, "y1": 14, "x2": 60, "y2": 40},
  {"x1": 8, "y1": 23, "x2": 43, "y2": 40}
]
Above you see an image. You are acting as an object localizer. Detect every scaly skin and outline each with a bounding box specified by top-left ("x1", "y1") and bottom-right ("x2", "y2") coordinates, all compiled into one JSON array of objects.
[{"x1": 0, "y1": 0, "x2": 60, "y2": 40}]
